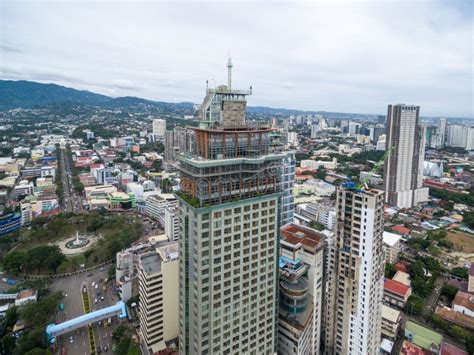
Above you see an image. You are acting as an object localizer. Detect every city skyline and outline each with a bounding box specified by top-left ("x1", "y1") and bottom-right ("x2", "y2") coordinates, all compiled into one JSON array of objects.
[{"x1": 1, "y1": 1, "x2": 473, "y2": 117}]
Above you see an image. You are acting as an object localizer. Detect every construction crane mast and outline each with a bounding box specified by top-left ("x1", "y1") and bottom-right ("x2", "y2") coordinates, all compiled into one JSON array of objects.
[{"x1": 356, "y1": 145, "x2": 395, "y2": 190}]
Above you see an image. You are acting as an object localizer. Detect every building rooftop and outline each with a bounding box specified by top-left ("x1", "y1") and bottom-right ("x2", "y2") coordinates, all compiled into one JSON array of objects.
[
  {"x1": 395, "y1": 261, "x2": 409, "y2": 273},
  {"x1": 393, "y1": 271, "x2": 411, "y2": 287},
  {"x1": 469, "y1": 263, "x2": 474, "y2": 277},
  {"x1": 384, "y1": 278, "x2": 410, "y2": 297},
  {"x1": 381, "y1": 304, "x2": 401, "y2": 323},
  {"x1": 405, "y1": 321, "x2": 443, "y2": 351},
  {"x1": 435, "y1": 306, "x2": 474, "y2": 330},
  {"x1": 401, "y1": 340, "x2": 429, "y2": 355},
  {"x1": 453, "y1": 291, "x2": 474, "y2": 313},
  {"x1": 383, "y1": 231, "x2": 402, "y2": 247},
  {"x1": 281, "y1": 223, "x2": 325, "y2": 253},
  {"x1": 17, "y1": 289, "x2": 36, "y2": 300},
  {"x1": 156, "y1": 241, "x2": 179, "y2": 262},
  {"x1": 139, "y1": 251, "x2": 162, "y2": 275},
  {"x1": 391, "y1": 225, "x2": 411, "y2": 235},
  {"x1": 441, "y1": 342, "x2": 468, "y2": 355},
  {"x1": 109, "y1": 191, "x2": 131, "y2": 199}
]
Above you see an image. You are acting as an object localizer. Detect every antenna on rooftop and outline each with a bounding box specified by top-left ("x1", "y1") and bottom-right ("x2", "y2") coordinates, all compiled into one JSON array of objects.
[{"x1": 227, "y1": 53, "x2": 233, "y2": 92}]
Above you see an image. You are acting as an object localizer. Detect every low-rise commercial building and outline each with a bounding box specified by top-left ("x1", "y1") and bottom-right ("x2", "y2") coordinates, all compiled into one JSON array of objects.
[
  {"x1": 383, "y1": 231, "x2": 402, "y2": 264},
  {"x1": 381, "y1": 304, "x2": 401, "y2": 340},
  {"x1": 384, "y1": 279, "x2": 412, "y2": 309}
]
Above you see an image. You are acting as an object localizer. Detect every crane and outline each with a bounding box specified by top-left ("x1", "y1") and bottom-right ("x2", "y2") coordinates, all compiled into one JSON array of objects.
[{"x1": 356, "y1": 145, "x2": 395, "y2": 190}]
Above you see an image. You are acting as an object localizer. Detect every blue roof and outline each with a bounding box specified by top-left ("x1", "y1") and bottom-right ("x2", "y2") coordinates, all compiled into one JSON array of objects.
[{"x1": 279, "y1": 255, "x2": 302, "y2": 268}]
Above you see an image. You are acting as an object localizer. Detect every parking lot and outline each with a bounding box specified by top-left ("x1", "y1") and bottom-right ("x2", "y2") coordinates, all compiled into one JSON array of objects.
[{"x1": 50, "y1": 268, "x2": 122, "y2": 354}]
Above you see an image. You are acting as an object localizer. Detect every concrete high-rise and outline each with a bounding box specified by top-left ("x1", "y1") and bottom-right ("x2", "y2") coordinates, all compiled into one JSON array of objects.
[
  {"x1": 177, "y1": 60, "x2": 284, "y2": 354},
  {"x1": 164, "y1": 127, "x2": 191, "y2": 164},
  {"x1": 153, "y1": 119, "x2": 166, "y2": 137},
  {"x1": 325, "y1": 184, "x2": 385, "y2": 355},
  {"x1": 137, "y1": 240, "x2": 179, "y2": 353},
  {"x1": 278, "y1": 223, "x2": 325, "y2": 355},
  {"x1": 383, "y1": 104, "x2": 428, "y2": 208},
  {"x1": 437, "y1": 117, "x2": 447, "y2": 146}
]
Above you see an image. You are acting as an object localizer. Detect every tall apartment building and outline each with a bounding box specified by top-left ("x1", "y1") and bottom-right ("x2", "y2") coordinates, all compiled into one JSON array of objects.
[
  {"x1": 153, "y1": 119, "x2": 166, "y2": 137},
  {"x1": 348, "y1": 122, "x2": 361, "y2": 136},
  {"x1": 384, "y1": 104, "x2": 429, "y2": 208},
  {"x1": 177, "y1": 60, "x2": 283, "y2": 354},
  {"x1": 437, "y1": 117, "x2": 447, "y2": 146},
  {"x1": 325, "y1": 184, "x2": 385, "y2": 355},
  {"x1": 138, "y1": 241, "x2": 179, "y2": 353},
  {"x1": 164, "y1": 127, "x2": 192, "y2": 163},
  {"x1": 278, "y1": 223, "x2": 325, "y2": 355},
  {"x1": 281, "y1": 152, "x2": 296, "y2": 226},
  {"x1": 447, "y1": 124, "x2": 474, "y2": 151}
]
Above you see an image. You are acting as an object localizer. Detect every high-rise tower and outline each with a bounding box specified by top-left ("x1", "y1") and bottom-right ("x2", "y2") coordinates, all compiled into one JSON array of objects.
[
  {"x1": 383, "y1": 104, "x2": 428, "y2": 208},
  {"x1": 177, "y1": 61, "x2": 284, "y2": 354},
  {"x1": 325, "y1": 184, "x2": 385, "y2": 355}
]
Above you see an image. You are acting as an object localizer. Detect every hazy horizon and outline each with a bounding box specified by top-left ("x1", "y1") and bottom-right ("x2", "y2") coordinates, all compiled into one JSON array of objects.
[{"x1": 1, "y1": 0, "x2": 473, "y2": 118}]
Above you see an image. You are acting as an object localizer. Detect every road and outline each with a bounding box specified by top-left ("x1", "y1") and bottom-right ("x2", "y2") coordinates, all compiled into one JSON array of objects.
[
  {"x1": 51, "y1": 268, "x2": 119, "y2": 354},
  {"x1": 59, "y1": 148, "x2": 84, "y2": 214},
  {"x1": 59, "y1": 148, "x2": 74, "y2": 213}
]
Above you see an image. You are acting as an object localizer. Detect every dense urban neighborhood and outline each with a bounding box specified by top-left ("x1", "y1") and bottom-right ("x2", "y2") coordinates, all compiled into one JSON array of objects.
[{"x1": 0, "y1": 68, "x2": 473, "y2": 355}]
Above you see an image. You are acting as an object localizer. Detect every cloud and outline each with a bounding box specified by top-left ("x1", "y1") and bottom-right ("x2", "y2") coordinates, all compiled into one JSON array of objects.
[{"x1": 0, "y1": 0, "x2": 472, "y2": 117}]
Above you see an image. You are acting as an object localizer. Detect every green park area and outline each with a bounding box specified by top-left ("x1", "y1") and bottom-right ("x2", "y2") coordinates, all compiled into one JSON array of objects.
[{"x1": 0, "y1": 210, "x2": 143, "y2": 276}]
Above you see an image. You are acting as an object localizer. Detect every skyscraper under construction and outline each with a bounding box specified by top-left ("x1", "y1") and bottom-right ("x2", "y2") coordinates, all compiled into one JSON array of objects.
[{"x1": 176, "y1": 59, "x2": 287, "y2": 354}]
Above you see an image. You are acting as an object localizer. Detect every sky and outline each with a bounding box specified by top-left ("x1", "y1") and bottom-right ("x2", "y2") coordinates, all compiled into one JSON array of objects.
[{"x1": 1, "y1": 0, "x2": 473, "y2": 117}]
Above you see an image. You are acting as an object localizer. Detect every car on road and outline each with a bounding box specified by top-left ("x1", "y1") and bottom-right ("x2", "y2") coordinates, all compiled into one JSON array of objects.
[
  {"x1": 87, "y1": 273, "x2": 93, "y2": 277},
  {"x1": 69, "y1": 335, "x2": 74, "y2": 343},
  {"x1": 99, "y1": 267, "x2": 105, "y2": 271},
  {"x1": 96, "y1": 346, "x2": 102, "y2": 353},
  {"x1": 100, "y1": 296, "x2": 105, "y2": 301}
]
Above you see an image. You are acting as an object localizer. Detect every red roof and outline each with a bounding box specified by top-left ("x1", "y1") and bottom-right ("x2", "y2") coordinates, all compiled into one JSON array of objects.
[
  {"x1": 281, "y1": 224, "x2": 324, "y2": 252},
  {"x1": 441, "y1": 342, "x2": 468, "y2": 355},
  {"x1": 391, "y1": 225, "x2": 411, "y2": 235},
  {"x1": 384, "y1": 278, "x2": 410, "y2": 297},
  {"x1": 90, "y1": 163, "x2": 104, "y2": 169},
  {"x1": 395, "y1": 261, "x2": 409, "y2": 273},
  {"x1": 401, "y1": 341, "x2": 430, "y2": 355}
]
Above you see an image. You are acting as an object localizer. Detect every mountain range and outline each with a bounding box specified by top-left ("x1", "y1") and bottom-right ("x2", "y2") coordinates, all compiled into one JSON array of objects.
[
  {"x1": 0, "y1": 80, "x2": 195, "y2": 111},
  {"x1": 0, "y1": 80, "x2": 362, "y2": 117},
  {"x1": 1, "y1": 80, "x2": 471, "y2": 122}
]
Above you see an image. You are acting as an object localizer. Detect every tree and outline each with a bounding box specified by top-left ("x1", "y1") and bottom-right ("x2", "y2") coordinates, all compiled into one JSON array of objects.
[
  {"x1": 406, "y1": 295, "x2": 424, "y2": 316},
  {"x1": 4, "y1": 307, "x2": 18, "y2": 328},
  {"x1": 441, "y1": 284, "x2": 458, "y2": 303},
  {"x1": 112, "y1": 324, "x2": 128, "y2": 340},
  {"x1": 24, "y1": 348, "x2": 48, "y2": 355},
  {"x1": 25, "y1": 245, "x2": 65, "y2": 273},
  {"x1": 385, "y1": 263, "x2": 397, "y2": 279},
  {"x1": 1, "y1": 335, "x2": 16, "y2": 355},
  {"x1": 20, "y1": 292, "x2": 63, "y2": 327},
  {"x1": 450, "y1": 267, "x2": 468, "y2": 280},
  {"x1": 464, "y1": 212, "x2": 474, "y2": 229},
  {"x1": 316, "y1": 167, "x2": 327, "y2": 180},
  {"x1": 44, "y1": 247, "x2": 66, "y2": 273},
  {"x1": 2, "y1": 251, "x2": 27, "y2": 275}
]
